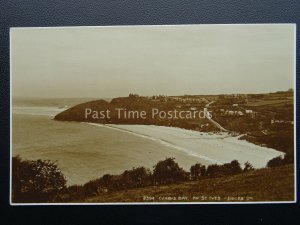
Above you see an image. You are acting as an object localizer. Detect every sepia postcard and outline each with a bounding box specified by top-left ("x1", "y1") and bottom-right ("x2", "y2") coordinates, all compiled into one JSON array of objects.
[{"x1": 10, "y1": 24, "x2": 296, "y2": 205}]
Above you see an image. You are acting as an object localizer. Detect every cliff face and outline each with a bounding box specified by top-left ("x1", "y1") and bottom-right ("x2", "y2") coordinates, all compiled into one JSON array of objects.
[{"x1": 54, "y1": 99, "x2": 111, "y2": 122}]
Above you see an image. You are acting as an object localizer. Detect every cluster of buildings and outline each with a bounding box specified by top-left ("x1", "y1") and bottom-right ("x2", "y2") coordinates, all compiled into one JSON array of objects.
[
  {"x1": 219, "y1": 103, "x2": 257, "y2": 118},
  {"x1": 271, "y1": 119, "x2": 294, "y2": 125},
  {"x1": 149, "y1": 95, "x2": 207, "y2": 104},
  {"x1": 218, "y1": 93, "x2": 248, "y2": 99}
]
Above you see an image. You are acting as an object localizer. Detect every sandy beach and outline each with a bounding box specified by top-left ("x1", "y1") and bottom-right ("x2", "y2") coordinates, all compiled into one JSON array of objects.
[{"x1": 89, "y1": 123, "x2": 285, "y2": 168}]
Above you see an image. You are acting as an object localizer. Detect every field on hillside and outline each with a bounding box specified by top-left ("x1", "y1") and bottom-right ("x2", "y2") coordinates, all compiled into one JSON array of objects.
[
  {"x1": 83, "y1": 165, "x2": 294, "y2": 203},
  {"x1": 245, "y1": 99, "x2": 293, "y2": 107}
]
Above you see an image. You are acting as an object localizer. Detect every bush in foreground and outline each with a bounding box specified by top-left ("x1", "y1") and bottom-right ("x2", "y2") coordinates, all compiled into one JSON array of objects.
[
  {"x1": 267, "y1": 153, "x2": 293, "y2": 168},
  {"x1": 153, "y1": 158, "x2": 189, "y2": 185},
  {"x1": 12, "y1": 156, "x2": 257, "y2": 202},
  {"x1": 12, "y1": 156, "x2": 66, "y2": 203},
  {"x1": 243, "y1": 161, "x2": 254, "y2": 172},
  {"x1": 82, "y1": 167, "x2": 152, "y2": 196},
  {"x1": 206, "y1": 160, "x2": 242, "y2": 177},
  {"x1": 120, "y1": 166, "x2": 152, "y2": 188},
  {"x1": 190, "y1": 163, "x2": 206, "y2": 180}
]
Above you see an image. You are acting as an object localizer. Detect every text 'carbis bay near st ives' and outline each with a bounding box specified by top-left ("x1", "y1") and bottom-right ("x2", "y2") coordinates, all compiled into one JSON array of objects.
[{"x1": 84, "y1": 108, "x2": 213, "y2": 120}]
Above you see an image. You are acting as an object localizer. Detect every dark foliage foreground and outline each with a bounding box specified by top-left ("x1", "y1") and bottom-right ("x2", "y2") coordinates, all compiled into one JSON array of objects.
[
  {"x1": 12, "y1": 154, "x2": 291, "y2": 203},
  {"x1": 12, "y1": 156, "x2": 67, "y2": 203}
]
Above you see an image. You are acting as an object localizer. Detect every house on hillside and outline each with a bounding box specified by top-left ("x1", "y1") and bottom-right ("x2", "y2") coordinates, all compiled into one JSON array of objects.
[
  {"x1": 245, "y1": 109, "x2": 257, "y2": 118},
  {"x1": 228, "y1": 110, "x2": 235, "y2": 116},
  {"x1": 237, "y1": 111, "x2": 244, "y2": 116}
]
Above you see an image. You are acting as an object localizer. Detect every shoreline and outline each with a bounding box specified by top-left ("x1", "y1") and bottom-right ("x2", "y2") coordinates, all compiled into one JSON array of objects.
[
  {"x1": 86, "y1": 123, "x2": 284, "y2": 168},
  {"x1": 87, "y1": 123, "x2": 222, "y2": 164}
]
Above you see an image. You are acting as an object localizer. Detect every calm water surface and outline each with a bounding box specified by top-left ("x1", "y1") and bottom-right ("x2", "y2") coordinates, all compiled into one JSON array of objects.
[{"x1": 12, "y1": 105, "x2": 200, "y2": 185}]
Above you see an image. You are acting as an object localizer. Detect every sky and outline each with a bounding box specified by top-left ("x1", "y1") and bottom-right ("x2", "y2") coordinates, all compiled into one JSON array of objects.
[{"x1": 11, "y1": 24, "x2": 295, "y2": 98}]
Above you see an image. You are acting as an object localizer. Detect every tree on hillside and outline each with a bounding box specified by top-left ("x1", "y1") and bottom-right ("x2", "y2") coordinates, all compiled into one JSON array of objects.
[
  {"x1": 153, "y1": 158, "x2": 189, "y2": 185},
  {"x1": 267, "y1": 153, "x2": 293, "y2": 168},
  {"x1": 12, "y1": 156, "x2": 66, "y2": 203},
  {"x1": 129, "y1": 93, "x2": 139, "y2": 98},
  {"x1": 243, "y1": 161, "x2": 254, "y2": 172},
  {"x1": 206, "y1": 160, "x2": 242, "y2": 177},
  {"x1": 267, "y1": 156, "x2": 283, "y2": 167},
  {"x1": 190, "y1": 163, "x2": 206, "y2": 180},
  {"x1": 228, "y1": 160, "x2": 243, "y2": 174},
  {"x1": 206, "y1": 164, "x2": 222, "y2": 177},
  {"x1": 121, "y1": 167, "x2": 152, "y2": 189}
]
